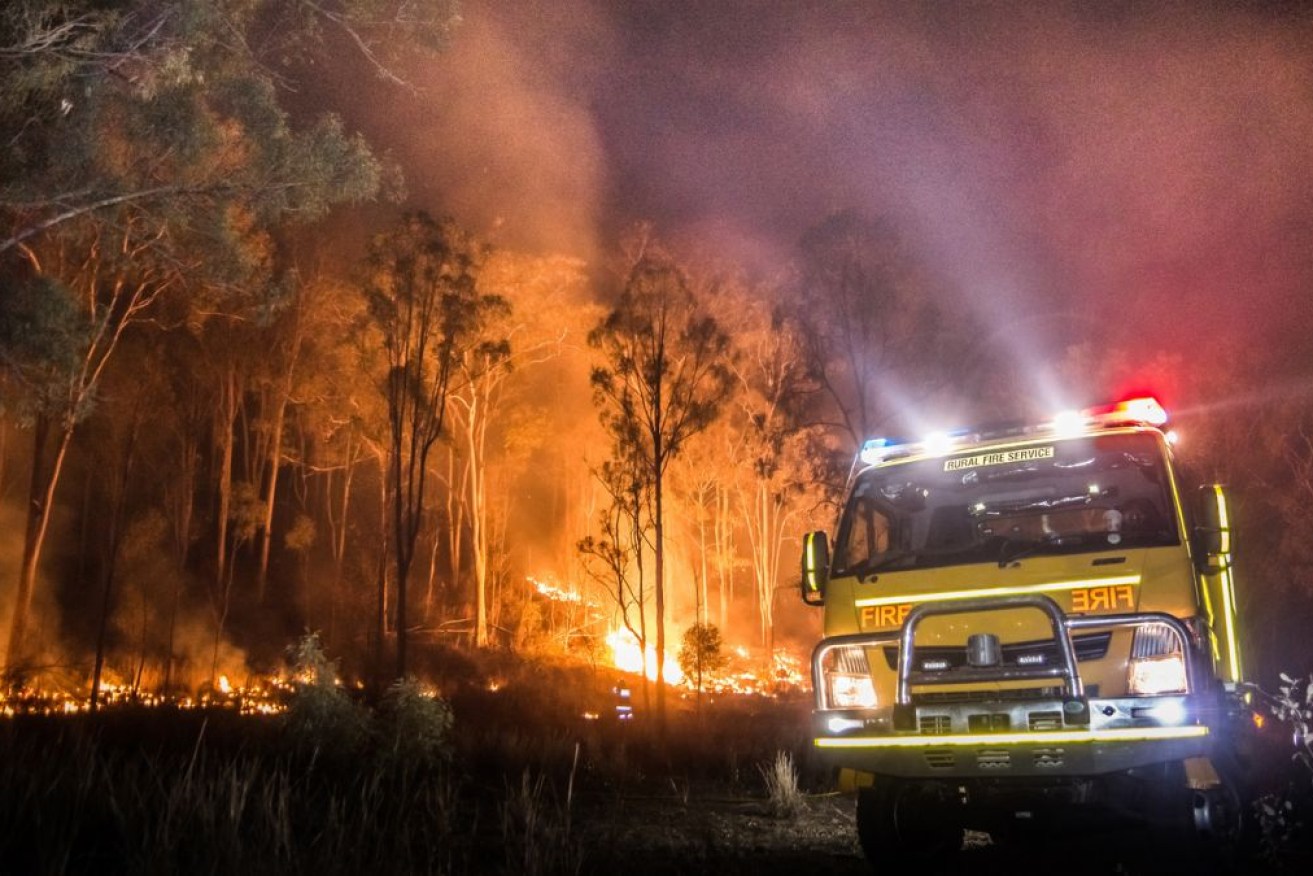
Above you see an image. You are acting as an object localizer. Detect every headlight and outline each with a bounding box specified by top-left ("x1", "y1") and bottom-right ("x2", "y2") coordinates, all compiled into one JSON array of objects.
[
  {"x1": 822, "y1": 646, "x2": 876, "y2": 709},
  {"x1": 1127, "y1": 623, "x2": 1187, "y2": 695},
  {"x1": 1128, "y1": 654, "x2": 1188, "y2": 695}
]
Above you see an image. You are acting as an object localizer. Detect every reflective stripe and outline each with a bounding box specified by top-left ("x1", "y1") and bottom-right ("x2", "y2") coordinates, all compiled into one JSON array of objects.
[
  {"x1": 814, "y1": 724, "x2": 1208, "y2": 749},
  {"x1": 853, "y1": 575, "x2": 1141, "y2": 608},
  {"x1": 1219, "y1": 564, "x2": 1242, "y2": 682},
  {"x1": 804, "y1": 535, "x2": 819, "y2": 592}
]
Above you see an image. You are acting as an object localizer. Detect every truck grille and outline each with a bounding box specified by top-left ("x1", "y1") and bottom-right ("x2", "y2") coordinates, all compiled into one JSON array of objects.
[
  {"x1": 924, "y1": 749, "x2": 955, "y2": 769},
  {"x1": 919, "y1": 715, "x2": 952, "y2": 735},
  {"x1": 921, "y1": 747, "x2": 1068, "y2": 771},
  {"x1": 1032, "y1": 748, "x2": 1066, "y2": 769},
  {"x1": 1028, "y1": 710, "x2": 1064, "y2": 731},
  {"x1": 883, "y1": 631, "x2": 1112, "y2": 672},
  {"x1": 913, "y1": 685, "x2": 1101, "y2": 704}
]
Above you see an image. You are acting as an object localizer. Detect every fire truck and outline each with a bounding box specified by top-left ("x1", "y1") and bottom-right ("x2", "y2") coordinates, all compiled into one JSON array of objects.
[{"x1": 800, "y1": 397, "x2": 1250, "y2": 866}]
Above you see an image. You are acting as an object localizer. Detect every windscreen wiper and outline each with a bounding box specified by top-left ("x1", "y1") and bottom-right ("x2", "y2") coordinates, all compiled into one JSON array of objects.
[
  {"x1": 982, "y1": 494, "x2": 1091, "y2": 516},
  {"x1": 846, "y1": 549, "x2": 919, "y2": 582},
  {"x1": 996, "y1": 534, "x2": 1070, "y2": 567}
]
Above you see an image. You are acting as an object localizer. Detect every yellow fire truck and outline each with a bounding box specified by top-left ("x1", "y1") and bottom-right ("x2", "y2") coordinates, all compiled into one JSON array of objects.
[{"x1": 801, "y1": 397, "x2": 1249, "y2": 866}]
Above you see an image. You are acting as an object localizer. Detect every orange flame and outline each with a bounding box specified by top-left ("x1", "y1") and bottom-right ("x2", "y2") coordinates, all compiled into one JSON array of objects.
[{"x1": 605, "y1": 628, "x2": 684, "y2": 684}]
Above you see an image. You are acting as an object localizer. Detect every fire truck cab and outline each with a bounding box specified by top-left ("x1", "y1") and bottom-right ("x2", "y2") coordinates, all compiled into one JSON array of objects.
[{"x1": 801, "y1": 398, "x2": 1249, "y2": 866}]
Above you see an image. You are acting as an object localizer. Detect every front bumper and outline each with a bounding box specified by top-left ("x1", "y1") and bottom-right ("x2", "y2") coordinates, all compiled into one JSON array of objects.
[
  {"x1": 813, "y1": 696, "x2": 1212, "y2": 778},
  {"x1": 813, "y1": 594, "x2": 1215, "y2": 779}
]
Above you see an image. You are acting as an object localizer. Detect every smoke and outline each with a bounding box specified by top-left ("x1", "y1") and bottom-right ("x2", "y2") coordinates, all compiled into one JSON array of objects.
[
  {"x1": 291, "y1": 2, "x2": 1313, "y2": 662},
  {"x1": 0, "y1": 489, "x2": 80, "y2": 684},
  {"x1": 0, "y1": 488, "x2": 252, "y2": 694},
  {"x1": 322, "y1": 1, "x2": 1313, "y2": 403},
  {"x1": 0, "y1": 502, "x2": 17, "y2": 662},
  {"x1": 317, "y1": 1, "x2": 617, "y2": 264}
]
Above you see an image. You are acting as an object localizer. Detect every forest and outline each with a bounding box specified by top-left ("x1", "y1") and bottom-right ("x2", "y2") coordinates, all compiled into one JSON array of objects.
[
  {"x1": 3, "y1": 0, "x2": 1313, "y2": 714},
  {"x1": 9, "y1": 4, "x2": 1313, "y2": 873}
]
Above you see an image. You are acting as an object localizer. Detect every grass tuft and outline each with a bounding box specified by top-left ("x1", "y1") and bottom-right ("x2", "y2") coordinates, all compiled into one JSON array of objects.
[{"x1": 759, "y1": 749, "x2": 806, "y2": 818}]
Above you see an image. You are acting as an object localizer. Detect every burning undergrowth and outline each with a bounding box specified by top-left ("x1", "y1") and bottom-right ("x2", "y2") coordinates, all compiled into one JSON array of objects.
[{"x1": 0, "y1": 636, "x2": 839, "y2": 876}]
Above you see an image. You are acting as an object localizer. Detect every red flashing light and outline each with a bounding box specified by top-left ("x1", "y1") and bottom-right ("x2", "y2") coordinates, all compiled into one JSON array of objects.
[
  {"x1": 1113, "y1": 397, "x2": 1168, "y2": 427},
  {"x1": 1066, "y1": 396, "x2": 1170, "y2": 432}
]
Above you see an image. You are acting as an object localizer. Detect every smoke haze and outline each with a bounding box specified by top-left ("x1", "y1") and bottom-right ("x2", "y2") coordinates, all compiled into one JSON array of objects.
[{"x1": 320, "y1": 0, "x2": 1313, "y2": 396}]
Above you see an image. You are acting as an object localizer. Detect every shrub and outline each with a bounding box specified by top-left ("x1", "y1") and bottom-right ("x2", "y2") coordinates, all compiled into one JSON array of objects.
[
  {"x1": 1270, "y1": 672, "x2": 1313, "y2": 781},
  {"x1": 678, "y1": 622, "x2": 728, "y2": 692},
  {"x1": 1252, "y1": 672, "x2": 1313, "y2": 866},
  {"x1": 282, "y1": 633, "x2": 369, "y2": 757},
  {"x1": 376, "y1": 675, "x2": 455, "y2": 768}
]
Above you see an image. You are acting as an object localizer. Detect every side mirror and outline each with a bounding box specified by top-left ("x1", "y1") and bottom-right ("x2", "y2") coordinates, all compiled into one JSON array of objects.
[
  {"x1": 1194, "y1": 485, "x2": 1232, "y2": 574},
  {"x1": 801, "y1": 531, "x2": 830, "y2": 605}
]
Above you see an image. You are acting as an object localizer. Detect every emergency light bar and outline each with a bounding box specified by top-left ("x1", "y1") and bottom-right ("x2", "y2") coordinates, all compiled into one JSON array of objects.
[
  {"x1": 857, "y1": 397, "x2": 1169, "y2": 467},
  {"x1": 1067, "y1": 397, "x2": 1169, "y2": 430}
]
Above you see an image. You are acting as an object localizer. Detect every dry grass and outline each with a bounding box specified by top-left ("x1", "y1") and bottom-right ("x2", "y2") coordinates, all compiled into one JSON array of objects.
[
  {"x1": 759, "y1": 750, "x2": 806, "y2": 818},
  {"x1": 0, "y1": 711, "x2": 468, "y2": 875},
  {"x1": 0, "y1": 650, "x2": 827, "y2": 875}
]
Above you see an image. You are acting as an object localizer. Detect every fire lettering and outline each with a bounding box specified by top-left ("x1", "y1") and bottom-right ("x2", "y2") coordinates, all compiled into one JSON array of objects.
[
  {"x1": 861, "y1": 603, "x2": 913, "y2": 629},
  {"x1": 1070, "y1": 585, "x2": 1135, "y2": 613},
  {"x1": 943, "y1": 446, "x2": 1055, "y2": 471}
]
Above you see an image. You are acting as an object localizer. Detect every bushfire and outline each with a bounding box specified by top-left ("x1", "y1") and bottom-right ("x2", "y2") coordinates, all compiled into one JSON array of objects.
[
  {"x1": 606, "y1": 627, "x2": 684, "y2": 684},
  {"x1": 0, "y1": 672, "x2": 296, "y2": 717},
  {"x1": 529, "y1": 574, "x2": 807, "y2": 697},
  {"x1": 0, "y1": 575, "x2": 808, "y2": 717}
]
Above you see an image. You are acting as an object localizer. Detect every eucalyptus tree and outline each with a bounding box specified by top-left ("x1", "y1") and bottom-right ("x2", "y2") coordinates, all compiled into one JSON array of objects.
[
  {"x1": 578, "y1": 454, "x2": 652, "y2": 690},
  {"x1": 447, "y1": 252, "x2": 586, "y2": 647},
  {"x1": 0, "y1": 0, "x2": 457, "y2": 678},
  {"x1": 0, "y1": 0, "x2": 458, "y2": 254},
  {"x1": 364, "y1": 213, "x2": 505, "y2": 681},
  {"x1": 0, "y1": 275, "x2": 85, "y2": 674},
  {"x1": 722, "y1": 292, "x2": 830, "y2": 652},
  {"x1": 588, "y1": 255, "x2": 733, "y2": 723},
  {"x1": 794, "y1": 210, "x2": 959, "y2": 456}
]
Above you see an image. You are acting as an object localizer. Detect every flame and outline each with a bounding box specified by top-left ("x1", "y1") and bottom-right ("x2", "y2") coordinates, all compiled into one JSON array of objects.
[
  {"x1": 0, "y1": 671, "x2": 301, "y2": 717},
  {"x1": 671, "y1": 648, "x2": 807, "y2": 698},
  {"x1": 605, "y1": 628, "x2": 684, "y2": 684},
  {"x1": 528, "y1": 574, "x2": 594, "y2": 606},
  {"x1": 0, "y1": 639, "x2": 808, "y2": 720}
]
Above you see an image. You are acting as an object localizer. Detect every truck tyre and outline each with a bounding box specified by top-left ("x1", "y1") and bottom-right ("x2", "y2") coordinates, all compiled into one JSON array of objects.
[
  {"x1": 856, "y1": 778, "x2": 962, "y2": 869},
  {"x1": 1145, "y1": 761, "x2": 1244, "y2": 874},
  {"x1": 1181, "y1": 779, "x2": 1245, "y2": 873}
]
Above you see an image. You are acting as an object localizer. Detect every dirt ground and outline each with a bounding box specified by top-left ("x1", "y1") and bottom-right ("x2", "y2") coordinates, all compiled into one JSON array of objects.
[
  {"x1": 575, "y1": 791, "x2": 868, "y2": 875},
  {"x1": 570, "y1": 788, "x2": 1268, "y2": 876}
]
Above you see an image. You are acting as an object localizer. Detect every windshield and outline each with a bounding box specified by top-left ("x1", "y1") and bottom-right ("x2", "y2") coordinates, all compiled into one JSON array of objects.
[{"x1": 833, "y1": 432, "x2": 1180, "y2": 576}]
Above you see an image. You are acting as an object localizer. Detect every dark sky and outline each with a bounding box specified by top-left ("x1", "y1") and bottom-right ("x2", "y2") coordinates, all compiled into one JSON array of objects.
[{"x1": 321, "y1": 0, "x2": 1313, "y2": 403}]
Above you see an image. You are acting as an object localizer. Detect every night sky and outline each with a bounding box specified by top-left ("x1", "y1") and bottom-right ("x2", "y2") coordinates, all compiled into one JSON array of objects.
[{"x1": 311, "y1": 0, "x2": 1313, "y2": 411}]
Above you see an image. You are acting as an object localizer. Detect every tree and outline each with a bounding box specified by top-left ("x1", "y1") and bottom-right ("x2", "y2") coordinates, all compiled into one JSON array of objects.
[
  {"x1": 723, "y1": 293, "x2": 830, "y2": 652},
  {"x1": 0, "y1": 0, "x2": 427, "y2": 678},
  {"x1": 578, "y1": 456, "x2": 652, "y2": 696},
  {"x1": 446, "y1": 251, "x2": 584, "y2": 646},
  {"x1": 283, "y1": 258, "x2": 387, "y2": 649},
  {"x1": 0, "y1": 0, "x2": 459, "y2": 253},
  {"x1": 589, "y1": 252, "x2": 732, "y2": 725},
  {"x1": 364, "y1": 212, "x2": 503, "y2": 681},
  {"x1": 793, "y1": 210, "x2": 960, "y2": 455},
  {"x1": 0, "y1": 275, "x2": 83, "y2": 676},
  {"x1": 678, "y1": 622, "x2": 727, "y2": 707},
  {"x1": 1, "y1": 226, "x2": 193, "y2": 676}
]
